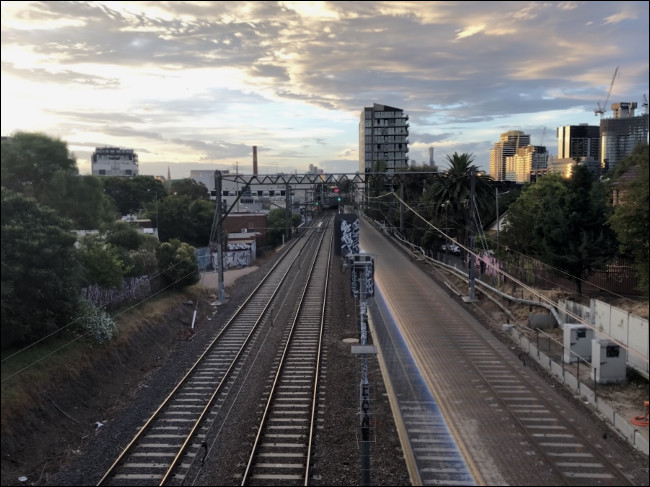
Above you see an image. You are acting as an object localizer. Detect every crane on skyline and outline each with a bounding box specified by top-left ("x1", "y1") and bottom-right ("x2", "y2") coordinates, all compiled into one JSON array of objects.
[{"x1": 594, "y1": 66, "x2": 619, "y2": 117}]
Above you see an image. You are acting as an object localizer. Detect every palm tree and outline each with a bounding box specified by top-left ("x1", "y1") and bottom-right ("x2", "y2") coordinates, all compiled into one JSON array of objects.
[{"x1": 423, "y1": 152, "x2": 494, "y2": 249}]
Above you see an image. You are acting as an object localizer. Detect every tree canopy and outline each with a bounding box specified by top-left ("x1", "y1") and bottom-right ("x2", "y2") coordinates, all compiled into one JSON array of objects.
[
  {"x1": 501, "y1": 165, "x2": 617, "y2": 293},
  {"x1": 607, "y1": 143, "x2": 649, "y2": 293},
  {"x1": 1, "y1": 188, "x2": 82, "y2": 348},
  {"x1": 1, "y1": 132, "x2": 118, "y2": 229},
  {"x1": 1, "y1": 132, "x2": 78, "y2": 197},
  {"x1": 148, "y1": 195, "x2": 214, "y2": 246},
  {"x1": 170, "y1": 178, "x2": 210, "y2": 200},
  {"x1": 423, "y1": 152, "x2": 494, "y2": 250},
  {"x1": 156, "y1": 239, "x2": 200, "y2": 288},
  {"x1": 102, "y1": 175, "x2": 165, "y2": 216}
]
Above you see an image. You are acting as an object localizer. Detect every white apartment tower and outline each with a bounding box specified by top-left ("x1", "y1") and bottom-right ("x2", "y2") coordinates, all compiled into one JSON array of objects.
[
  {"x1": 489, "y1": 131, "x2": 530, "y2": 181},
  {"x1": 359, "y1": 103, "x2": 409, "y2": 174},
  {"x1": 91, "y1": 147, "x2": 139, "y2": 176},
  {"x1": 506, "y1": 146, "x2": 548, "y2": 183}
]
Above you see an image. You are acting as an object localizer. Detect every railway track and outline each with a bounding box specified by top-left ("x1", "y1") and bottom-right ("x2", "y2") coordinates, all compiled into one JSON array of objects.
[
  {"x1": 241, "y1": 220, "x2": 332, "y2": 485},
  {"x1": 97, "y1": 217, "x2": 332, "y2": 486}
]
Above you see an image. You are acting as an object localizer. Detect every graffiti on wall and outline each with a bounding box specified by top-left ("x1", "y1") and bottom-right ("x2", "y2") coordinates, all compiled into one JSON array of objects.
[
  {"x1": 224, "y1": 249, "x2": 251, "y2": 268},
  {"x1": 212, "y1": 242, "x2": 254, "y2": 270},
  {"x1": 82, "y1": 276, "x2": 151, "y2": 310},
  {"x1": 339, "y1": 215, "x2": 360, "y2": 256}
]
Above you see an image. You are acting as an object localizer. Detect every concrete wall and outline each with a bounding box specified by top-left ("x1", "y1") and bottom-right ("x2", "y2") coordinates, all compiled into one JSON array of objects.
[
  {"x1": 511, "y1": 328, "x2": 648, "y2": 456},
  {"x1": 558, "y1": 298, "x2": 649, "y2": 379}
]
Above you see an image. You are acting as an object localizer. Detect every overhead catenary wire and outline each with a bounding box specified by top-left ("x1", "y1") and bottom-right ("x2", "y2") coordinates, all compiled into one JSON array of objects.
[
  {"x1": 373, "y1": 191, "x2": 648, "y2": 367},
  {"x1": 373, "y1": 190, "x2": 642, "y2": 309}
]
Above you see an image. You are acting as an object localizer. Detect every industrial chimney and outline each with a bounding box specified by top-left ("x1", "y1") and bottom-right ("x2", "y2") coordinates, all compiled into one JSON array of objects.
[{"x1": 253, "y1": 146, "x2": 258, "y2": 175}]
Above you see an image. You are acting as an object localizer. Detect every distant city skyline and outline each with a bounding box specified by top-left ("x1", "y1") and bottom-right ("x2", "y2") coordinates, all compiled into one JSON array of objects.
[{"x1": 2, "y1": 1, "x2": 648, "y2": 179}]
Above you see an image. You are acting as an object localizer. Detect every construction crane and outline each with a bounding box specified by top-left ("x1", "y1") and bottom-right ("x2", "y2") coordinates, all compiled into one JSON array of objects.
[{"x1": 594, "y1": 66, "x2": 619, "y2": 117}]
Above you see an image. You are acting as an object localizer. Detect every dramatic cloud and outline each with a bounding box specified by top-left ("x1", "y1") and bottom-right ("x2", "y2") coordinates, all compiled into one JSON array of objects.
[{"x1": 1, "y1": 1, "x2": 648, "y2": 178}]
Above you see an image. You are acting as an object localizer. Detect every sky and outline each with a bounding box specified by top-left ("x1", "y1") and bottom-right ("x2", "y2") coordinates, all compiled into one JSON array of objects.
[{"x1": 1, "y1": 1, "x2": 648, "y2": 180}]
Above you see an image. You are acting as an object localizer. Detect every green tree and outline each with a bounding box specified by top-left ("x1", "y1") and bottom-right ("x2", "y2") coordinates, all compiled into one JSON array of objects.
[
  {"x1": 102, "y1": 175, "x2": 165, "y2": 216},
  {"x1": 103, "y1": 221, "x2": 142, "y2": 251},
  {"x1": 607, "y1": 144, "x2": 649, "y2": 293},
  {"x1": 501, "y1": 166, "x2": 617, "y2": 293},
  {"x1": 171, "y1": 178, "x2": 210, "y2": 200},
  {"x1": 1, "y1": 188, "x2": 82, "y2": 348},
  {"x1": 1, "y1": 133, "x2": 117, "y2": 229},
  {"x1": 149, "y1": 194, "x2": 213, "y2": 246},
  {"x1": 41, "y1": 173, "x2": 118, "y2": 229},
  {"x1": 77, "y1": 235, "x2": 134, "y2": 288},
  {"x1": 128, "y1": 235, "x2": 160, "y2": 277},
  {"x1": 423, "y1": 152, "x2": 494, "y2": 250},
  {"x1": 1, "y1": 132, "x2": 78, "y2": 197},
  {"x1": 267, "y1": 208, "x2": 288, "y2": 246},
  {"x1": 156, "y1": 238, "x2": 200, "y2": 288}
]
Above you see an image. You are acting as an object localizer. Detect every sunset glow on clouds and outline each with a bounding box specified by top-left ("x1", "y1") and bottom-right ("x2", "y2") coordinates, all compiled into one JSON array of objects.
[{"x1": 1, "y1": 1, "x2": 648, "y2": 178}]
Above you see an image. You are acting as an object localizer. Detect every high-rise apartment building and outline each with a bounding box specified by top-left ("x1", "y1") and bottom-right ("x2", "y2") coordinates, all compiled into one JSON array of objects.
[
  {"x1": 506, "y1": 145, "x2": 548, "y2": 183},
  {"x1": 359, "y1": 103, "x2": 409, "y2": 174},
  {"x1": 557, "y1": 124, "x2": 600, "y2": 162},
  {"x1": 489, "y1": 131, "x2": 530, "y2": 181},
  {"x1": 91, "y1": 147, "x2": 139, "y2": 176},
  {"x1": 600, "y1": 102, "x2": 649, "y2": 171}
]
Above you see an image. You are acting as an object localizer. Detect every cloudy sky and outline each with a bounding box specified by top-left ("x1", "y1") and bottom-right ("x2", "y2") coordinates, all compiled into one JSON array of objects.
[{"x1": 1, "y1": 1, "x2": 648, "y2": 179}]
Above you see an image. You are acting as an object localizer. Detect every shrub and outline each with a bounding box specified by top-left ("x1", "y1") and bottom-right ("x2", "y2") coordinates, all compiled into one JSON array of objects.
[{"x1": 78, "y1": 301, "x2": 118, "y2": 344}]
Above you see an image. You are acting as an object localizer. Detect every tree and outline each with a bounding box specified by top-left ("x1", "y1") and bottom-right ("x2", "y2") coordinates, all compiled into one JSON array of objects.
[
  {"x1": 149, "y1": 195, "x2": 214, "y2": 246},
  {"x1": 171, "y1": 178, "x2": 210, "y2": 200},
  {"x1": 156, "y1": 239, "x2": 200, "y2": 288},
  {"x1": 607, "y1": 144, "x2": 649, "y2": 293},
  {"x1": 1, "y1": 133, "x2": 117, "y2": 229},
  {"x1": 423, "y1": 152, "x2": 494, "y2": 250},
  {"x1": 41, "y1": 173, "x2": 118, "y2": 229},
  {"x1": 77, "y1": 235, "x2": 134, "y2": 288},
  {"x1": 501, "y1": 167, "x2": 617, "y2": 293},
  {"x1": 1, "y1": 132, "x2": 78, "y2": 198},
  {"x1": 103, "y1": 221, "x2": 142, "y2": 251},
  {"x1": 128, "y1": 235, "x2": 160, "y2": 277},
  {"x1": 102, "y1": 175, "x2": 165, "y2": 216},
  {"x1": 390, "y1": 165, "x2": 439, "y2": 244},
  {"x1": 1, "y1": 188, "x2": 83, "y2": 348},
  {"x1": 267, "y1": 208, "x2": 288, "y2": 247}
]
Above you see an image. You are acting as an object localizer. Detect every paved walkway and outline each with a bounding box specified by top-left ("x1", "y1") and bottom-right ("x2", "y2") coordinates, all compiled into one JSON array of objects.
[{"x1": 200, "y1": 267, "x2": 259, "y2": 290}]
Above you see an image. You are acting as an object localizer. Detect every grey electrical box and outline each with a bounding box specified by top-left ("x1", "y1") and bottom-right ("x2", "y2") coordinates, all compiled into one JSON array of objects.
[
  {"x1": 563, "y1": 324, "x2": 594, "y2": 364},
  {"x1": 591, "y1": 339, "x2": 627, "y2": 384}
]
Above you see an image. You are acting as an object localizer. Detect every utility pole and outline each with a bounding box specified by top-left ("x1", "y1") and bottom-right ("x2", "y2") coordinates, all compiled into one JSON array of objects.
[
  {"x1": 285, "y1": 183, "x2": 292, "y2": 241},
  {"x1": 213, "y1": 170, "x2": 226, "y2": 303}
]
